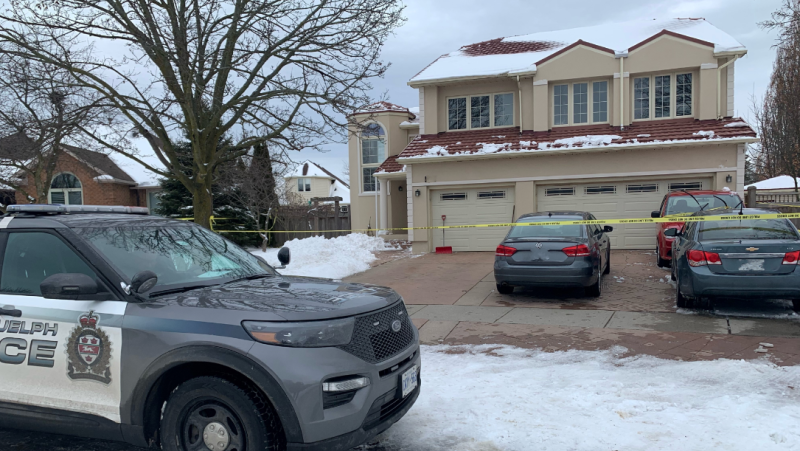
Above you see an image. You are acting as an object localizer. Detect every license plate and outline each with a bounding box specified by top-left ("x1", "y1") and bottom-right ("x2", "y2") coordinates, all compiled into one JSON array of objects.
[{"x1": 401, "y1": 365, "x2": 418, "y2": 398}]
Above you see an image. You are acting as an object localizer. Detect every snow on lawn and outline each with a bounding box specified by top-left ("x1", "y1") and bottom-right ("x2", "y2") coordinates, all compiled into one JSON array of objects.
[
  {"x1": 251, "y1": 233, "x2": 400, "y2": 279},
  {"x1": 375, "y1": 345, "x2": 800, "y2": 450}
]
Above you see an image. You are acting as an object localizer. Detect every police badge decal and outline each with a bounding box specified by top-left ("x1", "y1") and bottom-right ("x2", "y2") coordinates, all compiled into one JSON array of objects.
[{"x1": 66, "y1": 312, "x2": 112, "y2": 384}]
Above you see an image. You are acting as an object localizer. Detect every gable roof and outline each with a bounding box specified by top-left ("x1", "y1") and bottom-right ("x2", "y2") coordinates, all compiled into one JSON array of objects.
[
  {"x1": 287, "y1": 161, "x2": 349, "y2": 188},
  {"x1": 410, "y1": 18, "x2": 745, "y2": 84},
  {"x1": 350, "y1": 101, "x2": 416, "y2": 119},
  {"x1": 384, "y1": 118, "x2": 756, "y2": 168},
  {"x1": 62, "y1": 145, "x2": 137, "y2": 184}
]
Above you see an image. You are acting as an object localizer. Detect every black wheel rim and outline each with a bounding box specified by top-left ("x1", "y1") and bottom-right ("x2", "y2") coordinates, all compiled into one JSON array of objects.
[{"x1": 178, "y1": 398, "x2": 246, "y2": 451}]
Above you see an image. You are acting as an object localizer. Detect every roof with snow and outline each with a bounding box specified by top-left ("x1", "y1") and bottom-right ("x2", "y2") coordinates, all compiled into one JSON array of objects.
[
  {"x1": 376, "y1": 155, "x2": 404, "y2": 175},
  {"x1": 287, "y1": 161, "x2": 349, "y2": 188},
  {"x1": 410, "y1": 18, "x2": 746, "y2": 84},
  {"x1": 350, "y1": 101, "x2": 417, "y2": 119},
  {"x1": 329, "y1": 179, "x2": 350, "y2": 204},
  {"x1": 745, "y1": 175, "x2": 800, "y2": 191},
  {"x1": 383, "y1": 118, "x2": 756, "y2": 168}
]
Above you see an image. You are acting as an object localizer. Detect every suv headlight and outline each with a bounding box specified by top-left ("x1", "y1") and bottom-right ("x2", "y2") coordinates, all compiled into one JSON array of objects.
[{"x1": 243, "y1": 318, "x2": 354, "y2": 347}]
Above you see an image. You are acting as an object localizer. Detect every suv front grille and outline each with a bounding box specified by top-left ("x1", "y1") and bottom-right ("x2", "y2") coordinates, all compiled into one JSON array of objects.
[{"x1": 338, "y1": 301, "x2": 415, "y2": 363}]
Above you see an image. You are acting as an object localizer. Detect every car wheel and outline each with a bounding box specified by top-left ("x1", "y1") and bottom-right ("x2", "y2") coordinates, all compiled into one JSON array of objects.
[
  {"x1": 792, "y1": 300, "x2": 800, "y2": 313},
  {"x1": 675, "y1": 273, "x2": 692, "y2": 309},
  {"x1": 496, "y1": 283, "x2": 514, "y2": 295},
  {"x1": 585, "y1": 272, "x2": 602, "y2": 297},
  {"x1": 603, "y1": 248, "x2": 611, "y2": 275},
  {"x1": 656, "y1": 244, "x2": 669, "y2": 268},
  {"x1": 161, "y1": 376, "x2": 282, "y2": 451}
]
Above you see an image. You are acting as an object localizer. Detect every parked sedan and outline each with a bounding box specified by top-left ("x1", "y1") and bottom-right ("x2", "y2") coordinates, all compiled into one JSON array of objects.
[
  {"x1": 494, "y1": 212, "x2": 612, "y2": 297},
  {"x1": 669, "y1": 208, "x2": 800, "y2": 312}
]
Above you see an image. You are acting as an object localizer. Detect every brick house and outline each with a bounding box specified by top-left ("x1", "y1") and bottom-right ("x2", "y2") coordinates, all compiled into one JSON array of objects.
[{"x1": 348, "y1": 18, "x2": 759, "y2": 253}]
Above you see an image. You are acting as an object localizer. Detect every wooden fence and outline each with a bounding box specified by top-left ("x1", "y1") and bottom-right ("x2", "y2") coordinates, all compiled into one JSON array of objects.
[{"x1": 272, "y1": 201, "x2": 351, "y2": 245}]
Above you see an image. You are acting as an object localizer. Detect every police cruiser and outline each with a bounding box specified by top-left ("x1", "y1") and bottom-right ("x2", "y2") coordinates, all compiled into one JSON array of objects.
[{"x1": 0, "y1": 205, "x2": 420, "y2": 451}]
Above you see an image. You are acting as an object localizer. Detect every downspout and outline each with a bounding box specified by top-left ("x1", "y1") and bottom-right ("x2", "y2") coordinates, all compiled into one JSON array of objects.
[
  {"x1": 717, "y1": 55, "x2": 740, "y2": 119},
  {"x1": 374, "y1": 175, "x2": 379, "y2": 233},
  {"x1": 619, "y1": 55, "x2": 625, "y2": 131},
  {"x1": 516, "y1": 75, "x2": 523, "y2": 133}
]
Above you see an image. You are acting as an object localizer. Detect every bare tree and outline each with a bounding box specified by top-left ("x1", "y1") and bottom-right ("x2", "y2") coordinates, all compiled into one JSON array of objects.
[
  {"x1": 752, "y1": 0, "x2": 800, "y2": 199},
  {"x1": 0, "y1": 46, "x2": 103, "y2": 208},
  {"x1": 0, "y1": 0, "x2": 404, "y2": 228}
]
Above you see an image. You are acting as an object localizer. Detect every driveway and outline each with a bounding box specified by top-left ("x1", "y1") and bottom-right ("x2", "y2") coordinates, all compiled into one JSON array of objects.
[{"x1": 345, "y1": 250, "x2": 800, "y2": 365}]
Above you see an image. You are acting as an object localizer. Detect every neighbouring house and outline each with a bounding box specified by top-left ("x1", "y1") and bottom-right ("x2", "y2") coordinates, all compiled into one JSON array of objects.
[
  {"x1": 348, "y1": 18, "x2": 758, "y2": 253},
  {"x1": 284, "y1": 160, "x2": 350, "y2": 210},
  {"x1": 0, "y1": 133, "x2": 163, "y2": 213},
  {"x1": 745, "y1": 176, "x2": 800, "y2": 203}
]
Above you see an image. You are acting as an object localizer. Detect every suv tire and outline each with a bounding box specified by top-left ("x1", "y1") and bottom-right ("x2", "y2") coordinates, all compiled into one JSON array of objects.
[
  {"x1": 161, "y1": 376, "x2": 282, "y2": 451},
  {"x1": 496, "y1": 283, "x2": 514, "y2": 295}
]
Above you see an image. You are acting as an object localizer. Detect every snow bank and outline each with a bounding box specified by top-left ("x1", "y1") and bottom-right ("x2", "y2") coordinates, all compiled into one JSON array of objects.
[
  {"x1": 252, "y1": 233, "x2": 399, "y2": 279},
  {"x1": 377, "y1": 345, "x2": 800, "y2": 450}
]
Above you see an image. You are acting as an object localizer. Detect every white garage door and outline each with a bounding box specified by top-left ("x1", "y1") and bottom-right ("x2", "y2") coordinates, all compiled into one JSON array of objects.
[
  {"x1": 537, "y1": 179, "x2": 712, "y2": 249},
  {"x1": 431, "y1": 187, "x2": 515, "y2": 251}
]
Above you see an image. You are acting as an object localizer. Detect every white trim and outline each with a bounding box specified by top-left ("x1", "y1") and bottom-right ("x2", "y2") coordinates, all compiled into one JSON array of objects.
[
  {"x1": 49, "y1": 172, "x2": 84, "y2": 205},
  {"x1": 359, "y1": 120, "x2": 388, "y2": 194},
  {"x1": 700, "y1": 63, "x2": 718, "y2": 70},
  {"x1": 533, "y1": 79, "x2": 548, "y2": 86},
  {"x1": 445, "y1": 91, "x2": 516, "y2": 131},
  {"x1": 409, "y1": 166, "x2": 739, "y2": 187},
  {"x1": 398, "y1": 136, "x2": 757, "y2": 165},
  {"x1": 0, "y1": 217, "x2": 12, "y2": 229},
  {"x1": 406, "y1": 165, "x2": 414, "y2": 241},
  {"x1": 631, "y1": 71, "x2": 697, "y2": 121}
]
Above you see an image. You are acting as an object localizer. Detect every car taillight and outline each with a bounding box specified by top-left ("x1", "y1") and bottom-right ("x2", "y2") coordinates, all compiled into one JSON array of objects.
[
  {"x1": 782, "y1": 251, "x2": 800, "y2": 265},
  {"x1": 562, "y1": 244, "x2": 590, "y2": 257},
  {"x1": 496, "y1": 245, "x2": 517, "y2": 257},
  {"x1": 687, "y1": 250, "x2": 721, "y2": 267}
]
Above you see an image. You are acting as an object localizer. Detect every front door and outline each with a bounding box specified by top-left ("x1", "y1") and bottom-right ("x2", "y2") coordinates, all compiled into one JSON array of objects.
[{"x1": 0, "y1": 231, "x2": 126, "y2": 423}]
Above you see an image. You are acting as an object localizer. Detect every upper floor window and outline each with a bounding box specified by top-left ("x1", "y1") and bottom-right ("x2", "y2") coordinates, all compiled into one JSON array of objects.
[
  {"x1": 49, "y1": 173, "x2": 82, "y2": 205},
  {"x1": 634, "y1": 73, "x2": 693, "y2": 120},
  {"x1": 448, "y1": 93, "x2": 514, "y2": 130},
  {"x1": 554, "y1": 81, "x2": 609, "y2": 127},
  {"x1": 360, "y1": 123, "x2": 386, "y2": 192},
  {"x1": 297, "y1": 178, "x2": 311, "y2": 192}
]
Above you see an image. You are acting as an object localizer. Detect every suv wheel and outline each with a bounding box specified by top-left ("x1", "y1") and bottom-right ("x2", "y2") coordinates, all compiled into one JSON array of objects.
[
  {"x1": 161, "y1": 376, "x2": 282, "y2": 451},
  {"x1": 585, "y1": 272, "x2": 602, "y2": 297},
  {"x1": 496, "y1": 283, "x2": 514, "y2": 295},
  {"x1": 656, "y1": 244, "x2": 669, "y2": 268}
]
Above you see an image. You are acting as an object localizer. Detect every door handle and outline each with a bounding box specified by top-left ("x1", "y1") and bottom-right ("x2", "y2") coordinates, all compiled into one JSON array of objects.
[{"x1": 0, "y1": 306, "x2": 22, "y2": 317}]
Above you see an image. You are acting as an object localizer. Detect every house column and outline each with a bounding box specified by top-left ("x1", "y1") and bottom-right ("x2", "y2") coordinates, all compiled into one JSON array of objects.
[{"x1": 379, "y1": 179, "x2": 389, "y2": 234}]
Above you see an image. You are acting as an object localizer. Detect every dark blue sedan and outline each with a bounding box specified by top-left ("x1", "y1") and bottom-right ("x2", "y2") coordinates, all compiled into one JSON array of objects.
[
  {"x1": 494, "y1": 212, "x2": 612, "y2": 297},
  {"x1": 668, "y1": 208, "x2": 800, "y2": 311}
]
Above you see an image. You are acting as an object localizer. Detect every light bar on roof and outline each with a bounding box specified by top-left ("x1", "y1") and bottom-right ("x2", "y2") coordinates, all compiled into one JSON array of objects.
[{"x1": 7, "y1": 204, "x2": 150, "y2": 215}]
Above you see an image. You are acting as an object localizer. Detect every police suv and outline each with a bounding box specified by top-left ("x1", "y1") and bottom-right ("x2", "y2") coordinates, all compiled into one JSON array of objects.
[{"x1": 0, "y1": 205, "x2": 420, "y2": 451}]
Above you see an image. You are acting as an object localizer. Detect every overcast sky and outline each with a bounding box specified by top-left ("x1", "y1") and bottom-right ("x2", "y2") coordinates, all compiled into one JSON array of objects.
[{"x1": 297, "y1": 0, "x2": 783, "y2": 181}]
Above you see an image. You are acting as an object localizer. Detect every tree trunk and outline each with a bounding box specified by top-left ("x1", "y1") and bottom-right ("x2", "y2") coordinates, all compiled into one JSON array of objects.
[{"x1": 192, "y1": 188, "x2": 214, "y2": 229}]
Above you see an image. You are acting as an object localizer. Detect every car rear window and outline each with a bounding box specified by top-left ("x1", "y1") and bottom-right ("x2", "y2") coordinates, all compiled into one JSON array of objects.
[
  {"x1": 698, "y1": 219, "x2": 799, "y2": 241},
  {"x1": 507, "y1": 217, "x2": 584, "y2": 239},
  {"x1": 665, "y1": 194, "x2": 740, "y2": 216}
]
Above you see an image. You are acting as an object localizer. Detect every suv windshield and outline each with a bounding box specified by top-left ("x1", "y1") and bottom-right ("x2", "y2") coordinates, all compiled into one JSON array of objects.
[
  {"x1": 507, "y1": 217, "x2": 584, "y2": 239},
  {"x1": 665, "y1": 194, "x2": 740, "y2": 216},
  {"x1": 76, "y1": 225, "x2": 272, "y2": 291},
  {"x1": 698, "y1": 219, "x2": 799, "y2": 241}
]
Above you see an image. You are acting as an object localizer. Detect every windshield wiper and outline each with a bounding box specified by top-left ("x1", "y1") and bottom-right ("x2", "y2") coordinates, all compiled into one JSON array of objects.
[
  {"x1": 149, "y1": 283, "x2": 217, "y2": 298},
  {"x1": 224, "y1": 273, "x2": 274, "y2": 284}
]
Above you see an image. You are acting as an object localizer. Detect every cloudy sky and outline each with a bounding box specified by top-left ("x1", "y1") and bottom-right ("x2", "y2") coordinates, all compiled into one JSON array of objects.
[{"x1": 295, "y1": 0, "x2": 783, "y2": 181}]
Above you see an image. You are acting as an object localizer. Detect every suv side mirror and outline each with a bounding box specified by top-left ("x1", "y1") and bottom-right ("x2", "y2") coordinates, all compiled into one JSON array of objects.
[
  {"x1": 40, "y1": 273, "x2": 98, "y2": 300},
  {"x1": 131, "y1": 270, "x2": 158, "y2": 294},
  {"x1": 276, "y1": 247, "x2": 291, "y2": 269},
  {"x1": 603, "y1": 225, "x2": 613, "y2": 233},
  {"x1": 651, "y1": 211, "x2": 661, "y2": 218},
  {"x1": 664, "y1": 228, "x2": 680, "y2": 237}
]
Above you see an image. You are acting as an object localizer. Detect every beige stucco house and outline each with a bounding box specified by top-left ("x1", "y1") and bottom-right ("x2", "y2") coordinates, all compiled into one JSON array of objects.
[
  {"x1": 348, "y1": 18, "x2": 758, "y2": 253},
  {"x1": 284, "y1": 161, "x2": 350, "y2": 208}
]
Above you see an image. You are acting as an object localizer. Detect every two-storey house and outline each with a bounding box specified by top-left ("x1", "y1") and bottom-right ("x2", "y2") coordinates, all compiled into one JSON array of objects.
[
  {"x1": 284, "y1": 160, "x2": 350, "y2": 208},
  {"x1": 348, "y1": 18, "x2": 758, "y2": 253}
]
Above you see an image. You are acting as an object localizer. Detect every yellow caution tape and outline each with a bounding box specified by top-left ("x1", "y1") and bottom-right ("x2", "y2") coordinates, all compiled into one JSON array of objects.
[{"x1": 210, "y1": 211, "x2": 800, "y2": 234}]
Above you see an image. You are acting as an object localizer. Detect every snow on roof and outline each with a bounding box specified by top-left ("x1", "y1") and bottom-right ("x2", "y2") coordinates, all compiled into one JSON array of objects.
[
  {"x1": 108, "y1": 149, "x2": 164, "y2": 188},
  {"x1": 411, "y1": 18, "x2": 745, "y2": 83},
  {"x1": 745, "y1": 175, "x2": 800, "y2": 191},
  {"x1": 329, "y1": 180, "x2": 350, "y2": 204},
  {"x1": 351, "y1": 101, "x2": 411, "y2": 116},
  {"x1": 287, "y1": 160, "x2": 350, "y2": 188}
]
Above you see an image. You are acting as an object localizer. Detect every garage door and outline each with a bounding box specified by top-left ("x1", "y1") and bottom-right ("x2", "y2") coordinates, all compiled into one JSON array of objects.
[
  {"x1": 536, "y1": 179, "x2": 712, "y2": 249},
  {"x1": 431, "y1": 187, "x2": 515, "y2": 251}
]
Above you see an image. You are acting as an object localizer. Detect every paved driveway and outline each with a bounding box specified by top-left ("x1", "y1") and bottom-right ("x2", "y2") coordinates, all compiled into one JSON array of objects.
[{"x1": 346, "y1": 250, "x2": 800, "y2": 365}]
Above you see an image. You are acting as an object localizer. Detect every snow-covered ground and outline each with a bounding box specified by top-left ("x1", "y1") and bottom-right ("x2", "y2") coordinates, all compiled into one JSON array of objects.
[
  {"x1": 251, "y1": 233, "x2": 401, "y2": 279},
  {"x1": 374, "y1": 345, "x2": 800, "y2": 451}
]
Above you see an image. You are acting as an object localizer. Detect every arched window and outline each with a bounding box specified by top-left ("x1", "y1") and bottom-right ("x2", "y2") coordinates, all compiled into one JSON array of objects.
[
  {"x1": 361, "y1": 123, "x2": 386, "y2": 193},
  {"x1": 49, "y1": 173, "x2": 83, "y2": 205}
]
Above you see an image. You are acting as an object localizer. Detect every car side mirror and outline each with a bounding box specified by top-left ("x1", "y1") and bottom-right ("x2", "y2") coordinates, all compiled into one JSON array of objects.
[
  {"x1": 603, "y1": 226, "x2": 613, "y2": 233},
  {"x1": 40, "y1": 273, "x2": 98, "y2": 300},
  {"x1": 130, "y1": 270, "x2": 158, "y2": 294},
  {"x1": 651, "y1": 211, "x2": 661, "y2": 218},
  {"x1": 276, "y1": 247, "x2": 291, "y2": 269},
  {"x1": 664, "y1": 228, "x2": 680, "y2": 237}
]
